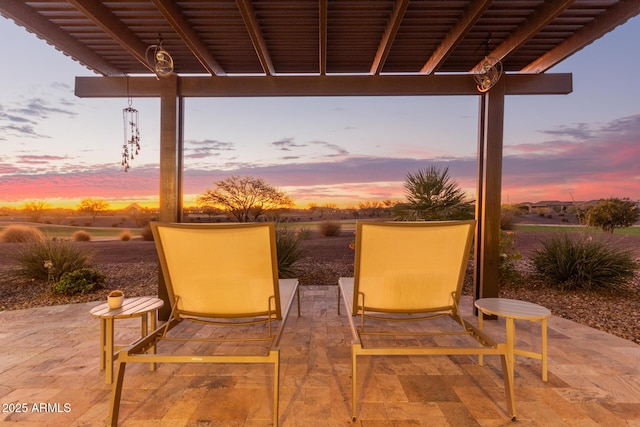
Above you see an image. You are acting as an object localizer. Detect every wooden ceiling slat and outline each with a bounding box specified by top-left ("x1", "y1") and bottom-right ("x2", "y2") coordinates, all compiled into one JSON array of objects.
[{"x1": 0, "y1": 1, "x2": 636, "y2": 77}]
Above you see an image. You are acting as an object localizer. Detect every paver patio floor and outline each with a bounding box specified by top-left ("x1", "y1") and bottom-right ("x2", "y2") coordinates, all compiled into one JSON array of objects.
[{"x1": 1, "y1": 286, "x2": 639, "y2": 426}]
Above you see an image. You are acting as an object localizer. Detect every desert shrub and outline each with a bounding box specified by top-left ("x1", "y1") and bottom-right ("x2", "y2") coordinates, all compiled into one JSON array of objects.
[
  {"x1": 140, "y1": 224, "x2": 154, "y2": 241},
  {"x1": 319, "y1": 220, "x2": 341, "y2": 237},
  {"x1": 500, "y1": 211, "x2": 516, "y2": 230},
  {"x1": 12, "y1": 238, "x2": 92, "y2": 281},
  {"x1": 119, "y1": 230, "x2": 133, "y2": 241},
  {"x1": 0, "y1": 225, "x2": 44, "y2": 243},
  {"x1": 296, "y1": 227, "x2": 313, "y2": 240},
  {"x1": 276, "y1": 225, "x2": 307, "y2": 278},
  {"x1": 52, "y1": 268, "x2": 105, "y2": 295},
  {"x1": 499, "y1": 231, "x2": 521, "y2": 283},
  {"x1": 532, "y1": 232, "x2": 639, "y2": 291},
  {"x1": 72, "y1": 230, "x2": 92, "y2": 241}
]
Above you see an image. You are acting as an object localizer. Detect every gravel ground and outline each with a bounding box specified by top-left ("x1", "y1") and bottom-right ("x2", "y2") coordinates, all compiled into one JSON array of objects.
[{"x1": 1, "y1": 229, "x2": 639, "y2": 344}]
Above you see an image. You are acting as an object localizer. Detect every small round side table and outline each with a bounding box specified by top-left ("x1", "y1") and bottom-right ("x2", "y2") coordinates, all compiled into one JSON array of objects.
[
  {"x1": 90, "y1": 296, "x2": 164, "y2": 384},
  {"x1": 474, "y1": 297, "x2": 551, "y2": 382}
]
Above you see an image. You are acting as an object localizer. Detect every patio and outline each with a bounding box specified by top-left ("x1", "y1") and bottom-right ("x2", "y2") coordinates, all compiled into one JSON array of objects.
[{"x1": 1, "y1": 286, "x2": 639, "y2": 426}]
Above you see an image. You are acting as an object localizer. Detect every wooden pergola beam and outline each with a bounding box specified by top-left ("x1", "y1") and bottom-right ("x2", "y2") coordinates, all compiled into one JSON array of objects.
[
  {"x1": 75, "y1": 73, "x2": 572, "y2": 98},
  {"x1": 236, "y1": 0, "x2": 275, "y2": 76},
  {"x1": 472, "y1": 0, "x2": 575, "y2": 73},
  {"x1": 152, "y1": 0, "x2": 226, "y2": 76},
  {"x1": 370, "y1": 0, "x2": 410, "y2": 75},
  {"x1": 68, "y1": 0, "x2": 153, "y2": 73},
  {"x1": 421, "y1": 0, "x2": 492, "y2": 75},
  {"x1": 319, "y1": 0, "x2": 328, "y2": 75}
]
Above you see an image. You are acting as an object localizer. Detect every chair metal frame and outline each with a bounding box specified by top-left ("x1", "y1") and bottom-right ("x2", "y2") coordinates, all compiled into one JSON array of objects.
[
  {"x1": 338, "y1": 220, "x2": 516, "y2": 421},
  {"x1": 108, "y1": 222, "x2": 299, "y2": 427}
]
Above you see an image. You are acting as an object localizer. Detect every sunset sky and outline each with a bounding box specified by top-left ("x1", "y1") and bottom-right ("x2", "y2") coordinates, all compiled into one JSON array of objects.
[{"x1": 1, "y1": 15, "x2": 639, "y2": 210}]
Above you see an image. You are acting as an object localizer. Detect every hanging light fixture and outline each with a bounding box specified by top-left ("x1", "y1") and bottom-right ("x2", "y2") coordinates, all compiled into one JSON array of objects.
[
  {"x1": 122, "y1": 78, "x2": 140, "y2": 172},
  {"x1": 146, "y1": 35, "x2": 174, "y2": 78}
]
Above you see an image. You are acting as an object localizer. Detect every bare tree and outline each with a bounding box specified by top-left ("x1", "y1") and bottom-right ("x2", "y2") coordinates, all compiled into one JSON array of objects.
[
  {"x1": 197, "y1": 175, "x2": 293, "y2": 222},
  {"x1": 78, "y1": 198, "x2": 110, "y2": 219},
  {"x1": 22, "y1": 200, "x2": 50, "y2": 223}
]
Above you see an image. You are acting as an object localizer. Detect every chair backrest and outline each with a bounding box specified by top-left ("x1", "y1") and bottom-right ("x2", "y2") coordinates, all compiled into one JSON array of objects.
[
  {"x1": 353, "y1": 220, "x2": 475, "y2": 314},
  {"x1": 151, "y1": 222, "x2": 281, "y2": 319}
]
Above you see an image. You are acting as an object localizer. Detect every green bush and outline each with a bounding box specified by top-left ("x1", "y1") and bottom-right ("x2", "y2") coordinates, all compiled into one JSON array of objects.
[
  {"x1": 12, "y1": 238, "x2": 92, "y2": 281},
  {"x1": 319, "y1": 220, "x2": 341, "y2": 237},
  {"x1": 72, "y1": 230, "x2": 92, "y2": 241},
  {"x1": 276, "y1": 225, "x2": 307, "y2": 278},
  {"x1": 499, "y1": 231, "x2": 521, "y2": 283},
  {"x1": 52, "y1": 268, "x2": 105, "y2": 295},
  {"x1": 0, "y1": 225, "x2": 44, "y2": 243},
  {"x1": 532, "y1": 232, "x2": 639, "y2": 291}
]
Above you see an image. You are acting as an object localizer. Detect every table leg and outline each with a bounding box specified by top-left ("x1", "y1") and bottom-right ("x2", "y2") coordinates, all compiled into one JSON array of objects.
[
  {"x1": 99, "y1": 318, "x2": 106, "y2": 371},
  {"x1": 478, "y1": 310, "x2": 484, "y2": 366},
  {"x1": 105, "y1": 317, "x2": 115, "y2": 384},
  {"x1": 141, "y1": 311, "x2": 148, "y2": 337},
  {"x1": 150, "y1": 310, "x2": 157, "y2": 371},
  {"x1": 505, "y1": 317, "x2": 516, "y2": 388},
  {"x1": 541, "y1": 318, "x2": 548, "y2": 382}
]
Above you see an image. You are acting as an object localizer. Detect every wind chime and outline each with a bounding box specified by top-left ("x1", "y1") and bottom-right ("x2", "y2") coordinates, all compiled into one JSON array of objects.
[{"x1": 122, "y1": 97, "x2": 140, "y2": 172}]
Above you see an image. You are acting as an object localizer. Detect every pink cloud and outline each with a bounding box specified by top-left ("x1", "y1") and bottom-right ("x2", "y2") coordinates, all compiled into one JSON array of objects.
[
  {"x1": 1, "y1": 114, "x2": 639, "y2": 207},
  {"x1": 0, "y1": 165, "x2": 159, "y2": 203}
]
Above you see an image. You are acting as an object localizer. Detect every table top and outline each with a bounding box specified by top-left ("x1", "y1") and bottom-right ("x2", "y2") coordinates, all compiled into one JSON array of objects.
[
  {"x1": 474, "y1": 298, "x2": 551, "y2": 320},
  {"x1": 90, "y1": 296, "x2": 164, "y2": 319}
]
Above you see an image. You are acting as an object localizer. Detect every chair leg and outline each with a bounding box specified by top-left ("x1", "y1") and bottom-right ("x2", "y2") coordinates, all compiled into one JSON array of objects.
[
  {"x1": 273, "y1": 350, "x2": 280, "y2": 427},
  {"x1": 499, "y1": 351, "x2": 517, "y2": 421},
  {"x1": 351, "y1": 345, "x2": 357, "y2": 422},
  {"x1": 108, "y1": 360, "x2": 127, "y2": 427}
]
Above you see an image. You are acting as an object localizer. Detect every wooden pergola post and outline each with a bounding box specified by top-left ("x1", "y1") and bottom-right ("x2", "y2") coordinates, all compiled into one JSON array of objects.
[
  {"x1": 157, "y1": 75, "x2": 183, "y2": 319},
  {"x1": 475, "y1": 78, "x2": 505, "y2": 304}
]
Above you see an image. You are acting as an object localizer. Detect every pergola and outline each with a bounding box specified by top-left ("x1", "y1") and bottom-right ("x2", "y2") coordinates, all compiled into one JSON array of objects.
[{"x1": 2, "y1": 1, "x2": 639, "y2": 318}]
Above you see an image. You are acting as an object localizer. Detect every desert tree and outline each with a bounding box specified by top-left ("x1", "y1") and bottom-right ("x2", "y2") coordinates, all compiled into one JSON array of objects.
[
  {"x1": 358, "y1": 200, "x2": 385, "y2": 217},
  {"x1": 197, "y1": 175, "x2": 294, "y2": 222},
  {"x1": 22, "y1": 200, "x2": 51, "y2": 223},
  {"x1": 78, "y1": 198, "x2": 110, "y2": 219},
  {"x1": 197, "y1": 205, "x2": 222, "y2": 220},
  {"x1": 579, "y1": 197, "x2": 639, "y2": 233},
  {"x1": 124, "y1": 204, "x2": 155, "y2": 228},
  {"x1": 393, "y1": 165, "x2": 474, "y2": 221}
]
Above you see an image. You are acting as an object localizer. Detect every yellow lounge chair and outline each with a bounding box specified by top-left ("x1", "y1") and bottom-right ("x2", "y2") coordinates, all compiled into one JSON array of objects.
[
  {"x1": 108, "y1": 222, "x2": 299, "y2": 426},
  {"x1": 338, "y1": 220, "x2": 516, "y2": 421}
]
